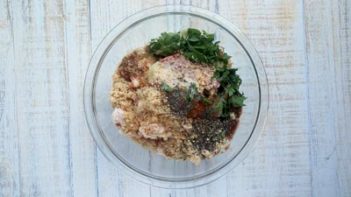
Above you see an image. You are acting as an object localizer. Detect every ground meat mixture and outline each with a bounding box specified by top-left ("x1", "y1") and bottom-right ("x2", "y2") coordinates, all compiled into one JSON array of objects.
[{"x1": 110, "y1": 47, "x2": 242, "y2": 164}]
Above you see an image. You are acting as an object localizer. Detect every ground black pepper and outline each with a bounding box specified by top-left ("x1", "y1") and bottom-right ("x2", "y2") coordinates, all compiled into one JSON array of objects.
[
  {"x1": 162, "y1": 84, "x2": 241, "y2": 154},
  {"x1": 165, "y1": 87, "x2": 193, "y2": 116},
  {"x1": 190, "y1": 119, "x2": 231, "y2": 151}
]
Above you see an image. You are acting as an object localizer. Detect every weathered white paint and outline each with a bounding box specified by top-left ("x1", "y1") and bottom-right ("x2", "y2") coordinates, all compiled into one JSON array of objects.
[
  {"x1": 63, "y1": 0, "x2": 98, "y2": 196},
  {"x1": 0, "y1": 0, "x2": 350, "y2": 196},
  {"x1": 0, "y1": 1, "x2": 18, "y2": 197},
  {"x1": 304, "y1": 0, "x2": 351, "y2": 196}
]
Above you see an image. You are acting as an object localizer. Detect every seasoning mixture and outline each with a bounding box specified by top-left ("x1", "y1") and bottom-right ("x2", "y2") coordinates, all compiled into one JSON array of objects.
[{"x1": 110, "y1": 29, "x2": 245, "y2": 164}]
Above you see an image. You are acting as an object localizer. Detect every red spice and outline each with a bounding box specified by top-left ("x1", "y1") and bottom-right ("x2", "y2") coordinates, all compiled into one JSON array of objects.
[
  {"x1": 226, "y1": 120, "x2": 238, "y2": 140},
  {"x1": 226, "y1": 107, "x2": 242, "y2": 140},
  {"x1": 187, "y1": 101, "x2": 207, "y2": 119}
]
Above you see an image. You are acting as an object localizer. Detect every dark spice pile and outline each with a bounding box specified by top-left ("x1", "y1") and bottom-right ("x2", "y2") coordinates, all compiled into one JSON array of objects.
[
  {"x1": 190, "y1": 119, "x2": 231, "y2": 151},
  {"x1": 164, "y1": 86, "x2": 193, "y2": 117},
  {"x1": 162, "y1": 84, "x2": 239, "y2": 153}
]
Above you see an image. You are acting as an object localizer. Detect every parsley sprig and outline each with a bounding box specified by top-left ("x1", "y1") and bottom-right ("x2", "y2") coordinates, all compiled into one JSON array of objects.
[
  {"x1": 149, "y1": 32, "x2": 181, "y2": 57},
  {"x1": 149, "y1": 28, "x2": 229, "y2": 65},
  {"x1": 214, "y1": 66, "x2": 246, "y2": 118},
  {"x1": 150, "y1": 28, "x2": 246, "y2": 118}
]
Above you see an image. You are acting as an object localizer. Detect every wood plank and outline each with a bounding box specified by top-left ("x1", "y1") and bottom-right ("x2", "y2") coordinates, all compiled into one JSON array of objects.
[
  {"x1": 334, "y1": 1, "x2": 351, "y2": 195},
  {"x1": 63, "y1": 0, "x2": 98, "y2": 196},
  {"x1": 8, "y1": 0, "x2": 72, "y2": 196},
  {"x1": 304, "y1": 0, "x2": 351, "y2": 196},
  {"x1": 219, "y1": 0, "x2": 312, "y2": 196},
  {"x1": 0, "y1": 0, "x2": 20, "y2": 196}
]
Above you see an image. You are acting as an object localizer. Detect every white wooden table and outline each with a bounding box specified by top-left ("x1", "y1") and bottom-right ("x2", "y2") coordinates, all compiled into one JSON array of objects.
[{"x1": 1, "y1": 0, "x2": 350, "y2": 196}]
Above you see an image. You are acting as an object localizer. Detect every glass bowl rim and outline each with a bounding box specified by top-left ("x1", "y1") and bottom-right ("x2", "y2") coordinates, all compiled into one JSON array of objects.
[{"x1": 83, "y1": 5, "x2": 269, "y2": 189}]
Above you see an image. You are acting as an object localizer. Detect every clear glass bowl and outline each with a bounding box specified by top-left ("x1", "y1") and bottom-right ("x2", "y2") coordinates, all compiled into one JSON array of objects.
[{"x1": 84, "y1": 5, "x2": 269, "y2": 188}]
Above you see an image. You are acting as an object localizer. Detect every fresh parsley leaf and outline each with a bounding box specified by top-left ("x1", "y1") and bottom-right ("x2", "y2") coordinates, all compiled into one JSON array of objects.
[
  {"x1": 149, "y1": 32, "x2": 181, "y2": 57},
  {"x1": 202, "y1": 97, "x2": 212, "y2": 105},
  {"x1": 227, "y1": 87, "x2": 235, "y2": 97},
  {"x1": 229, "y1": 94, "x2": 246, "y2": 107},
  {"x1": 215, "y1": 98, "x2": 225, "y2": 114},
  {"x1": 186, "y1": 83, "x2": 199, "y2": 101},
  {"x1": 213, "y1": 66, "x2": 246, "y2": 117},
  {"x1": 161, "y1": 82, "x2": 172, "y2": 92},
  {"x1": 148, "y1": 29, "x2": 230, "y2": 66}
]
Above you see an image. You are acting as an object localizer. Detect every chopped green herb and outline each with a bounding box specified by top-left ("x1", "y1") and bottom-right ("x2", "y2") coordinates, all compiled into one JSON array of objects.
[
  {"x1": 215, "y1": 98, "x2": 225, "y2": 114},
  {"x1": 186, "y1": 83, "x2": 199, "y2": 101},
  {"x1": 149, "y1": 28, "x2": 230, "y2": 66},
  {"x1": 180, "y1": 28, "x2": 229, "y2": 65},
  {"x1": 161, "y1": 82, "x2": 172, "y2": 92},
  {"x1": 213, "y1": 66, "x2": 246, "y2": 118},
  {"x1": 229, "y1": 95, "x2": 246, "y2": 107},
  {"x1": 185, "y1": 83, "x2": 213, "y2": 106},
  {"x1": 202, "y1": 97, "x2": 212, "y2": 105},
  {"x1": 149, "y1": 32, "x2": 181, "y2": 57}
]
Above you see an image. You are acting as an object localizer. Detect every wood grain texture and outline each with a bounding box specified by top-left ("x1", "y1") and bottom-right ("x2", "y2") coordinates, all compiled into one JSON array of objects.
[
  {"x1": 8, "y1": 0, "x2": 72, "y2": 196},
  {"x1": 0, "y1": 0, "x2": 350, "y2": 196},
  {"x1": 63, "y1": 0, "x2": 98, "y2": 196},
  {"x1": 219, "y1": 1, "x2": 311, "y2": 196},
  {"x1": 304, "y1": 0, "x2": 351, "y2": 196},
  {"x1": 0, "y1": 0, "x2": 19, "y2": 196}
]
